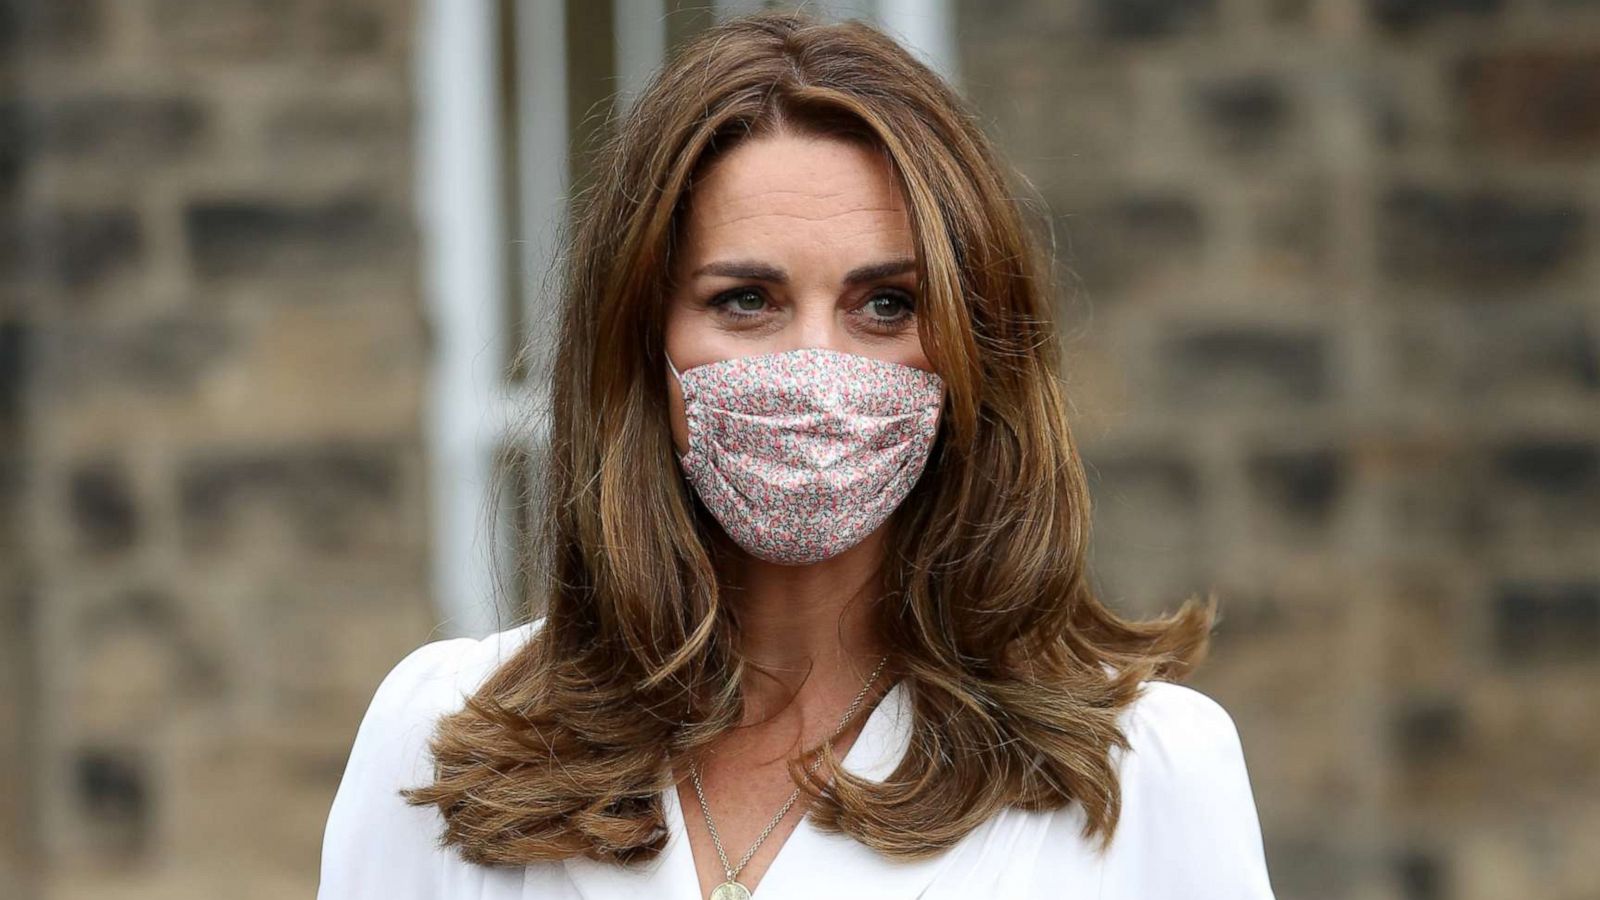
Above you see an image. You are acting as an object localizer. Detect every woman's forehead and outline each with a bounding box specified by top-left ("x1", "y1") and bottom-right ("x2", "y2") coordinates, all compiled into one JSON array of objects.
[{"x1": 685, "y1": 135, "x2": 908, "y2": 229}]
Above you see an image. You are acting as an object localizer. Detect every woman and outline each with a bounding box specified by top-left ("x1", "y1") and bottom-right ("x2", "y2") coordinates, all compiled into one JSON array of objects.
[{"x1": 319, "y1": 11, "x2": 1275, "y2": 900}]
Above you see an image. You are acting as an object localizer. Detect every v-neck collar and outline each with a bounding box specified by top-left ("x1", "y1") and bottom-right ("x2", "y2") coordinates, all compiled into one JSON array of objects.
[{"x1": 558, "y1": 677, "x2": 957, "y2": 899}]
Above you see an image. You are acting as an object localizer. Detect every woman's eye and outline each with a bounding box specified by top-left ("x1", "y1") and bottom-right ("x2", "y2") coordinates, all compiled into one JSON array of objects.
[
  {"x1": 709, "y1": 289, "x2": 766, "y2": 316},
  {"x1": 863, "y1": 290, "x2": 915, "y2": 323},
  {"x1": 707, "y1": 287, "x2": 915, "y2": 329}
]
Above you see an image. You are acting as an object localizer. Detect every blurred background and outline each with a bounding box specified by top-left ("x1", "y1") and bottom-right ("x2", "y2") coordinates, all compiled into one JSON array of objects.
[{"x1": 2, "y1": 0, "x2": 1597, "y2": 898}]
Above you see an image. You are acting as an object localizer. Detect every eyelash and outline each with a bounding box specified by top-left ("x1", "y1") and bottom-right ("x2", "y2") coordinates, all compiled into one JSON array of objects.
[{"x1": 706, "y1": 288, "x2": 918, "y2": 332}]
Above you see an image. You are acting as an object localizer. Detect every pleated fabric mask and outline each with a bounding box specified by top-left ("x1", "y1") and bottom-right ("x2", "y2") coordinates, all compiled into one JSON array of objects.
[{"x1": 666, "y1": 347, "x2": 945, "y2": 565}]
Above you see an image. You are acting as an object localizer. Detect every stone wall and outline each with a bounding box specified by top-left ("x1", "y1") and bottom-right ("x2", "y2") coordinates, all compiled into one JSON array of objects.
[
  {"x1": 1, "y1": 0, "x2": 437, "y2": 896},
  {"x1": 953, "y1": 1, "x2": 1599, "y2": 898}
]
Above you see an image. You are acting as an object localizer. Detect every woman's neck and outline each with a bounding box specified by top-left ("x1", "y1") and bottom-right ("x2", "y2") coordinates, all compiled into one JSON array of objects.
[{"x1": 721, "y1": 527, "x2": 892, "y2": 729}]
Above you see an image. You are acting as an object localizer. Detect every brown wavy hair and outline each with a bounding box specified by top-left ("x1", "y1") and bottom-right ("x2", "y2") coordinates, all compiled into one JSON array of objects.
[{"x1": 399, "y1": 9, "x2": 1218, "y2": 865}]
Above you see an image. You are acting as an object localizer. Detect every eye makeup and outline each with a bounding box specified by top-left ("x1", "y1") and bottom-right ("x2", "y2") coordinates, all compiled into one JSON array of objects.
[{"x1": 704, "y1": 286, "x2": 917, "y2": 334}]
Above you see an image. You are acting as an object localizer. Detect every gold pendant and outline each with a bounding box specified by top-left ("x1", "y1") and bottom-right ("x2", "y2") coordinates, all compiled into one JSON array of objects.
[{"x1": 710, "y1": 880, "x2": 752, "y2": 900}]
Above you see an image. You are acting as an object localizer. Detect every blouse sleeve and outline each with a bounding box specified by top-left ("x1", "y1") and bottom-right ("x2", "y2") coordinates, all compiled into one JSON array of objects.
[
  {"x1": 1096, "y1": 681, "x2": 1277, "y2": 900},
  {"x1": 317, "y1": 636, "x2": 480, "y2": 900}
]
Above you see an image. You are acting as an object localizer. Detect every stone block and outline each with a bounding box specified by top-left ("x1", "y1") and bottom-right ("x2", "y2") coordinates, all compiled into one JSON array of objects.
[
  {"x1": 1378, "y1": 184, "x2": 1586, "y2": 296},
  {"x1": 1456, "y1": 49, "x2": 1600, "y2": 157},
  {"x1": 175, "y1": 440, "x2": 412, "y2": 556},
  {"x1": 1083, "y1": 446, "x2": 1206, "y2": 613},
  {"x1": 1376, "y1": 439, "x2": 1490, "y2": 555},
  {"x1": 2, "y1": 0, "x2": 103, "y2": 56},
  {"x1": 69, "y1": 457, "x2": 139, "y2": 554},
  {"x1": 1393, "y1": 694, "x2": 1468, "y2": 766},
  {"x1": 185, "y1": 194, "x2": 409, "y2": 282},
  {"x1": 148, "y1": 0, "x2": 294, "y2": 60},
  {"x1": 31, "y1": 94, "x2": 207, "y2": 164},
  {"x1": 1090, "y1": 0, "x2": 1218, "y2": 40},
  {"x1": 1058, "y1": 192, "x2": 1206, "y2": 301},
  {"x1": 72, "y1": 587, "x2": 229, "y2": 736},
  {"x1": 34, "y1": 316, "x2": 234, "y2": 405},
  {"x1": 1483, "y1": 436, "x2": 1600, "y2": 547},
  {"x1": 0, "y1": 453, "x2": 21, "y2": 556},
  {"x1": 1250, "y1": 179, "x2": 1331, "y2": 287},
  {"x1": 1369, "y1": 0, "x2": 1504, "y2": 33},
  {"x1": 0, "y1": 320, "x2": 25, "y2": 431},
  {"x1": 72, "y1": 744, "x2": 150, "y2": 864},
  {"x1": 1246, "y1": 446, "x2": 1346, "y2": 532},
  {"x1": 1493, "y1": 438, "x2": 1600, "y2": 496},
  {"x1": 308, "y1": 0, "x2": 399, "y2": 57},
  {"x1": 1189, "y1": 72, "x2": 1294, "y2": 158},
  {"x1": 1492, "y1": 580, "x2": 1600, "y2": 665},
  {"x1": 1159, "y1": 322, "x2": 1330, "y2": 406},
  {"x1": 34, "y1": 206, "x2": 143, "y2": 293},
  {"x1": 1393, "y1": 845, "x2": 1449, "y2": 900},
  {"x1": 265, "y1": 95, "x2": 407, "y2": 159},
  {"x1": 1389, "y1": 303, "x2": 1600, "y2": 401},
  {"x1": 0, "y1": 100, "x2": 23, "y2": 201}
]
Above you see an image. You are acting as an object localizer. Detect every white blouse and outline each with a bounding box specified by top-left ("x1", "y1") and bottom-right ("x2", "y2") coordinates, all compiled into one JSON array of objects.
[{"x1": 318, "y1": 619, "x2": 1277, "y2": 899}]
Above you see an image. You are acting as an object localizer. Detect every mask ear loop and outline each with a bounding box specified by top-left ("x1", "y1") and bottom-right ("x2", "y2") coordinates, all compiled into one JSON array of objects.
[{"x1": 665, "y1": 351, "x2": 693, "y2": 464}]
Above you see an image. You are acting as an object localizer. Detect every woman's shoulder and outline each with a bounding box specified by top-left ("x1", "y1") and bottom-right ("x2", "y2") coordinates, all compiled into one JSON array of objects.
[
  {"x1": 373, "y1": 618, "x2": 544, "y2": 715},
  {"x1": 1118, "y1": 678, "x2": 1248, "y2": 769},
  {"x1": 338, "y1": 616, "x2": 547, "y2": 773},
  {"x1": 1088, "y1": 678, "x2": 1276, "y2": 898},
  {"x1": 316, "y1": 618, "x2": 545, "y2": 899}
]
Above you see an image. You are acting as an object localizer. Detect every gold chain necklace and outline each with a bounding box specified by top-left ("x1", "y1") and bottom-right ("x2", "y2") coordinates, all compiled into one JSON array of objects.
[{"x1": 687, "y1": 654, "x2": 890, "y2": 900}]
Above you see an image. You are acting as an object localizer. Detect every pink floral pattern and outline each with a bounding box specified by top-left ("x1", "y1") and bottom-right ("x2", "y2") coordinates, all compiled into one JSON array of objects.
[{"x1": 668, "y1": 347, "x2": 945, "y2": 565}]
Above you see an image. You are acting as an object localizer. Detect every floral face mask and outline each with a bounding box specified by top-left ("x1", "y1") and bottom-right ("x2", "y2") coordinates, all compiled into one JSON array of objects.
[{"x1": 667, "y1": 346, "x2": 945, "y2": 565}]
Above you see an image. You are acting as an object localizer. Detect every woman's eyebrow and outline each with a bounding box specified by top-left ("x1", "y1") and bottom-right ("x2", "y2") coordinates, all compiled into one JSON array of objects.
[{"x1": 692, "y1": 257, "x2": 917, "y2": 285}]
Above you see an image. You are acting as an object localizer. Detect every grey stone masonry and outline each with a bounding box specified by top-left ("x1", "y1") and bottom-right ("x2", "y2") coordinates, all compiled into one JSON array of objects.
[
  {"x1": 3, "y1": 0, "x2": 435, "y2": 897},
  {"x1": 956, "y1": 0, "x2": 1600, "y2": 898}
]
